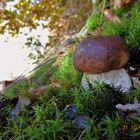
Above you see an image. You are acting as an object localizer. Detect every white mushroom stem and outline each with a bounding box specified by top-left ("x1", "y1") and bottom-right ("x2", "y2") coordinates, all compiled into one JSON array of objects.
[{"x1": 82, "y1": 68, "x2": 132, "y2": 92}]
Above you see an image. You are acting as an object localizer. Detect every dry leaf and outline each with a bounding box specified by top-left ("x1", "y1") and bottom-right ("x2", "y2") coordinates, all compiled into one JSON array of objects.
[
  {"x1": 29, "y1": 85, "x2": 48, "y2": 97},
  {"x1": 130, "y1": 72, "x2": 140, "y2": 77},
  {"x1": 95, "y1": 26, "x2": 103, "y2": 35},
  {"x1": 113, "y1": 0, "x2": 122, "y2": 8},
  {"x1": 51, "y1": 78, "x2": 59, "y2": 85},
  {"x1": 113, "y1": 0, "x2": 136, "y2": 8},
  {"x1": 122, "y1": 0, "x2": 136, "y2": 6},
  {"x1": 53, "y1": 52, "x2": 66, "y2": 67},
  {"x1": 0, "y1": 80, "x2": 13, "y2": 91},
  {"x1": 129, "y1": 64, "x2": 140, "y2": 77},
  {"x1": 104, "y1": 8, "x2": 121, "y2": 22},
  {"x1": 1, "y1": 80, "x2": 13, "y2": 87},
  {"x1": 67, "y1": 44, "x2": 76, "y2": 51}
]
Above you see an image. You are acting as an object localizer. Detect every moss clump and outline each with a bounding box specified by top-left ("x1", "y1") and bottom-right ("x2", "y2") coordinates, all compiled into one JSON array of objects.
[
  {"x1": 85, "y1": 1, "x2": 140, "y2": 66},
  {"x1": 86, "y1": 1, "x2": 140, "y2": 52},
  {"x1": 0, "y1": 50, "x2": 140, "y2": 139},
  {"x1": 55, "y1": 51, "x2": 82, "y2": 88},
  {"x1": 86, "y1": 13, "x2": 102, "y2": 32},
  {"x1": 103, "y1": 1, "x2": 140, "y2": 51},
  {"x1": 4, "y1": 80, "x2": 29, "y2": 99}
]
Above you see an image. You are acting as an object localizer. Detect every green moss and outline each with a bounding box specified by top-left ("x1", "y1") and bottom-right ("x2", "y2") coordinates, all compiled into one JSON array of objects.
[
  {"x1": 86, "y1": 0, "x2": 106, "y2": 32},
  {"x1": 1, "y1": 81, "x2": 140, "y2": 139},
  {"x1": 1, "y1": 49, "x2": 140, "y2": 139},
  {"x1": 102, "y1": 1, "x2": 140, "y2": 51},
  {"x1": 134, "y1": 85, "x2": 140, "y2": 102},
  {"x1": 55, "y1": 51, "x2": 82, "y2": 88},
  {"x1": 100, "y1": 114, "x2": 123, "y2": 140},
  {"x1": 30, "y1": 58, "x2": 56, "y2": 85},
  {"x1": 4, "y1": 80, "x2": 29, "y2": 98},
  {"x1": 1, "y1": 2, "x2": 140, "y2": 139},
  {"x1": 86, "y1": 13, "x2": 102, "y2": 32}
]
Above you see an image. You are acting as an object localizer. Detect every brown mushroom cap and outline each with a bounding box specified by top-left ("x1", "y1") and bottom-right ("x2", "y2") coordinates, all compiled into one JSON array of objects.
[{"x1": 73, "y1": 36, "x2": 130, "y2": 74}]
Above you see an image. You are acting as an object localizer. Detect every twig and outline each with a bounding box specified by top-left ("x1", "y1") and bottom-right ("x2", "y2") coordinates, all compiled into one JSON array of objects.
[
  {"x1": 0, "y1": 57, "x2": 56, "y2": 95},
  {"x1": 77, "y1": 129, "x2": 86, "y2": 140}
]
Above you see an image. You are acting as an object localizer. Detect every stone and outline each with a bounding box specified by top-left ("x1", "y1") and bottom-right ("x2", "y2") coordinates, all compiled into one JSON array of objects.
[
  {"x1": 82, "y1": 68, "x2": 132, "y2": 92},
  {"x1": 10, "y1": 95, "x2": 31, "y2": 118},
  {"x1": 131, "y1": 76, "x2": 140, "y2": 87},
  {"x1": 116, "y1": 98, "x2": 140, "y2": 118}
]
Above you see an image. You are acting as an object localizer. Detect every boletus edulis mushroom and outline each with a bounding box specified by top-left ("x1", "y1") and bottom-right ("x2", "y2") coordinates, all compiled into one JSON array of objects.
[{"x1": 73, "y1": 36, "x2": 132, "y2": 92}]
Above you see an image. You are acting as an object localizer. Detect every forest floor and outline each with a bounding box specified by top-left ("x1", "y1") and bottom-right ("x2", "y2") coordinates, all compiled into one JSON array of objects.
[{"x1": 0, "y1": 1, "x2": 140, "y2": 140}]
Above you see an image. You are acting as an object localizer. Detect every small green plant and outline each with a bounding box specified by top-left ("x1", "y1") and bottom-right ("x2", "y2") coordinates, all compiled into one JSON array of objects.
[
  {"x1": 86, "y1": 0, "x2": 106, "y2": 32},
  {"x1": 100, "y1": 114, "x2": 123, "y2": 140},
  {"x1": 86, "y1": 13, "x2": 101, "y2": 32},
  {"x1": 134, "y1": 85, "x2": 140, "y2": 101},
  {"x1": 4, "y1": 80, "x2": 29, "y2": 99},
  {"x1": 55, "y1": 51, "x2": 82, "y2": 88},
  {"x1": 102, "y1": 1, "x2": 140, "y2": 51}
]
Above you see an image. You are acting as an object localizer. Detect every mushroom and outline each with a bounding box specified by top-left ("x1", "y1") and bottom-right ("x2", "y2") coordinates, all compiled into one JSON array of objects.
[{"x1": 73, "y1": 36, "x2": 132, "y2": 92}]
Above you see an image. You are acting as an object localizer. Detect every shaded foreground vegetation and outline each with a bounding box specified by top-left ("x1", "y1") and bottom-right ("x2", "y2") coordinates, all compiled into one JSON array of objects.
[
  {"x1": 0, "y1": 0, "x2": 140, "y2": 140},
  {"x1": 0, "y1": 51, "x2": 140, "y2": 140}
]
